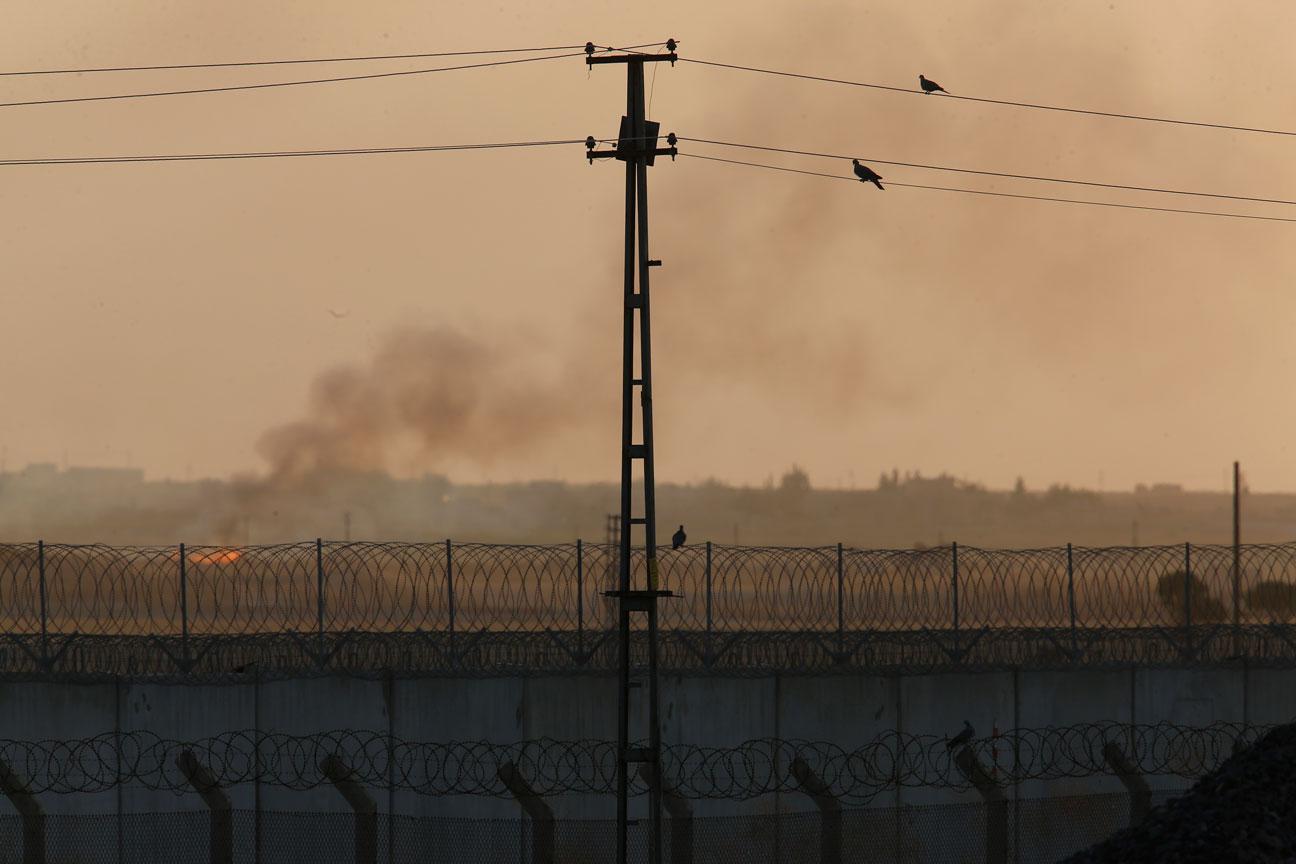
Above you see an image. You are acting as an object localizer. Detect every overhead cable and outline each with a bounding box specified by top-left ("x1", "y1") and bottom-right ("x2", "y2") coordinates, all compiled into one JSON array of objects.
[
  {"x1": 681, "y1": 153, "x2": 1296, "y2": 224},
  {"x1": 681, "y1": 137, "x2": 1296, "y2": 207},
  {"x1": 0, "y1": 48, "x2": 596, "y2": 109},
  {"x1": 683, "y1": 57, "x2": 1296, "y2": 138},
  {"x1": 0, "y1": 45, "x2": 592, "y2": 76},
  {"x1": 0, "y1": 138, "x2": 594, "y2": 166}
]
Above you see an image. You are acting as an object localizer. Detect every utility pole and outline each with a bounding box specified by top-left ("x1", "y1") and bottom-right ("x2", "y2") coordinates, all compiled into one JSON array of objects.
[{"x1": 585, "y1": 39, "x2": 678, "y2": 864}]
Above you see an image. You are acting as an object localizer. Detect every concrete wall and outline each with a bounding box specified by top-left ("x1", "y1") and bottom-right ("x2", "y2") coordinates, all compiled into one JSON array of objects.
[{"x1": 0, "y1": 664, "x2": 1281, "y2": 830}]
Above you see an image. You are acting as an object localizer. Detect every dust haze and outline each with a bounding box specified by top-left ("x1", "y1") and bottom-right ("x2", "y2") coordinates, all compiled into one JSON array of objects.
[{"x1": 0, "y1": 2, "x2": 1293, "y2": 540}]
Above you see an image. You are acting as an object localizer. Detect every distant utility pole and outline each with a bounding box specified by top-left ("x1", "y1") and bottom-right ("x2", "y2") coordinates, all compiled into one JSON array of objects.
[
  {"x1": 604, "y1": 511, "x2": 621, "y2": 588},
  {"x1": 585, "y1": 39, "x2": 678, "y2": 864},
  {"x1": 1233, "y1": 461, "x2": 1241, "y2": 655}
]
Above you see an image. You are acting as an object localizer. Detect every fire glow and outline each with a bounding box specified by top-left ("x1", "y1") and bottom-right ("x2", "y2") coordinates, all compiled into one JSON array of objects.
[{"x1": 187, "y1": 549, "x2": 243, "y2": 566}]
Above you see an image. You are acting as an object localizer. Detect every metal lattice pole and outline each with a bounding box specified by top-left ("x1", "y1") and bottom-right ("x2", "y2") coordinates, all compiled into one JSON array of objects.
[{"x1": 585, "y1": 39, "x2": 678, "y2": 864}]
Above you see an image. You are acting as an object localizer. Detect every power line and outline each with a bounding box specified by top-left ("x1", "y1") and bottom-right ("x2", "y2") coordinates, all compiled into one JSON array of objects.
[
  {"x1": 683, "y1": 57, "x2": 1296, "y2": 138},
  {"x1": 0, "y1": 45, "x2": 590, "y2": 77},
  {"x1": 681, "y1": 137, "x2": 1296, "y2": 207},
  {"x1": 680, "y1": 153, "x2": 1296, "y2": 224},
  {"x1": 0, "y1": 138, "x2": 592, "y2": 166},
  {"x1": 0, "y1": 48, "x2": 598, "y2": 109}
]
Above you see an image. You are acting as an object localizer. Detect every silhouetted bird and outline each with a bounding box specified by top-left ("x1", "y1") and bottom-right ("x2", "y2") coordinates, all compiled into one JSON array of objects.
[
  {"x1": 947, "y1": 720, "x2": 975, "y2": 751},
  {"x1": 852, "y1": 160, "x2": 884, "y2": 189},
  {"x1": 672, "y1": 525, "x2": 687, "y2": 550},
  {"x1": 919, "y1": 74, "x2": 947, "y2": 95}
]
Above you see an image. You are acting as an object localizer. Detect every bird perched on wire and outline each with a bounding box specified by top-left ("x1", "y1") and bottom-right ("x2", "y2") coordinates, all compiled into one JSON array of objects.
[
  {"x1": 946, "y1": 720, "x2": 975, "y2": 751},
  {"x1": 672, "y1": 525, "x2": 687, "y2": 550},
  {"x1": 852, "y1": 159, "x2": 884, "y2": 190},
  {"x1": 919, "y1": 74, "x2": 947, "y2": 95}
]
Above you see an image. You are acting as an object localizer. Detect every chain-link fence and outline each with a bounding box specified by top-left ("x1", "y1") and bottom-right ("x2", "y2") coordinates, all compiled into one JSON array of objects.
[
  {"x1": 0, "y1": 539, "x2": 1290, "y2": 677},
  {"x1": 0, "y1": 794, "x2": 1179, "y2": 864}
]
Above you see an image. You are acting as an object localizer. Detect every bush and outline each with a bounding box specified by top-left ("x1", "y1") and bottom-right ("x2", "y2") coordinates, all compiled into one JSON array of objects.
[
  {"x1": 1246, "y1": 581, "x2": 1296, "y2": 620},
  {"x1": 1155, "y1": 570, "x2": 1227, "y2": 624}
]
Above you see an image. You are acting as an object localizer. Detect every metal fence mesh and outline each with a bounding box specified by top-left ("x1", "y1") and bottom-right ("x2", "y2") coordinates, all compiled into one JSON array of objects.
[
  {"x1": 2, "y1": 539, "x2": 1293, "y2": 677},
  {"x1": 0, "y1": 796, "x2": 1163, "y2": 864}
]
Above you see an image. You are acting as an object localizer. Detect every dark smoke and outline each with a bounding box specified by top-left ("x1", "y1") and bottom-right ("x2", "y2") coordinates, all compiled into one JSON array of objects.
[{"x1": 256, "y1": 326, "x2": 591, "y2": 481}]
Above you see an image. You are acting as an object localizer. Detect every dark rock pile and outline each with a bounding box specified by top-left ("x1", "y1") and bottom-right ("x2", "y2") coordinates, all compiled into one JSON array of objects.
[{"x1": 1061, "y1": 724, "x2": 1296, "y2": 863}]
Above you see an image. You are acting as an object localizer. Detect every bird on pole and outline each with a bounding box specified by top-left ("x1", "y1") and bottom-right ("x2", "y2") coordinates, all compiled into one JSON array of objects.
[
  {"x1": 671, "y1": 525, "x2": 687, "y2": 550},
  {"x1": 946, "y1": 720, "x2": 975, "y2": 751},
  {"x1": 919, "y1": 74, "x2": 947, "y2": 95},
  {"x1": 852, "y1": 159, "x2": 884, "y2": 189}
]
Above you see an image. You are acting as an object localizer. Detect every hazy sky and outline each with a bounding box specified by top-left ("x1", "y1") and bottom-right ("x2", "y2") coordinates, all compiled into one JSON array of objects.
[{"x1": 1, "y1": 1, "x2": 1294, "y2": 491}]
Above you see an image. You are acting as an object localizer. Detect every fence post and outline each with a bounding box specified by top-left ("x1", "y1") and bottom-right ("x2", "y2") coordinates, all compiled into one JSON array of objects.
[
  {"x1": 576, "y1": 539, "x2": 585, "y2": 657},
  {"x1": 1102, "y1": 742, "x2": 1150, "y2": 827},
  {"x1": 790, "y1": 756, "x2": 841, "y2": 864},
  {"x1": 176, "y1": 749, "x2": 233, "y2": 864},
  {"x1": 951, "y1": 542, "x2": 961, "y2": 662},
  {"x1": 836, "y1": 543, "x2": 845, "y2": 659},
  {"x1": 705, "y1": 541, "x2": 713, "y2": 666},
  {"x1": 1183, "y1": 542, "x2": 1193, "y2": 659},
  {"x1": 320, "y1": 755, "x2": 378, "y2": 864},
  {"x1": 316, "y1": 538, "x2": 327, "y2": 662},
  {"x1": 638, "y1": 763, "x2": 693, "y2": 864},
  {"x1": 0, "y1": 756, "x2": 45, "y2": 864},
  {"x1": 1233, "y1": 460, "x2": 1242, "y2": 657},
  {"x1": 37, "y1": 540, "x2": 48, "y2": 667},
  {"x1": 445, "y1": 539, "x2": 456, "y2": 654},
  {"x1": 179, "y1": 542, "x2": 190, "y2": 665},
  {"x1": 954, "y1": 747, "x2": 1007, "y2": 864},
  {"x1": 1067, "y1": 543, "x2": 1077, "y2": 660},
  {"x1": 498, "y1": 761, "x2": 554, "y2": 864}
]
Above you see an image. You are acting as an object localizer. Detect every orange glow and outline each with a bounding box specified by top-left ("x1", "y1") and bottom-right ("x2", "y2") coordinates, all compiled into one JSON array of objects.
[{"x1": 187, "y1": 549, "x2": 243, "y2": 566}]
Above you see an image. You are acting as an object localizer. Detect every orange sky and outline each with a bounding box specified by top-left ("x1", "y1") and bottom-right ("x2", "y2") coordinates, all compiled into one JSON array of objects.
[{"x1": 1, "y1": 1, "x2": 1294, "y2": 491}]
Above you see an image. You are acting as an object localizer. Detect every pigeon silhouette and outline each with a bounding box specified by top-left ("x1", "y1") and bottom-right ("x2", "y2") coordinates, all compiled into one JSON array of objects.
[
  {"x1": 919, "y1": 74, "x2": 947, "y2": 95},
  {"x1": 946, "y1": 720, "x2": 975, "y2": 751},
  {"x1": 671, "y1": 525, "x2": 687, "y2": 550},
  {"x1": 852, "y1": 160, "x2": 884, "y2": 190}
]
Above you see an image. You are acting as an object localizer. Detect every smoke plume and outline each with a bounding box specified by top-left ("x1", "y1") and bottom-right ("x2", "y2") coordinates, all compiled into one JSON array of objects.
[{"x1": 256, "y1": 326, "x2": 590, "y2": 481}]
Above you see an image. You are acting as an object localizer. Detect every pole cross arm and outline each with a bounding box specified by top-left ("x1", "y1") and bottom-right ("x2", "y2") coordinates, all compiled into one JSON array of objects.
[
  {"x1": 587, "y1": 131, "x2": 678, "y2": 164},
  {"x1": 587, "y1": 147, "x2": 678, "y2": 163},
  {"x1": 587, "y1": 53, "x2": 677, "y2": 66}
]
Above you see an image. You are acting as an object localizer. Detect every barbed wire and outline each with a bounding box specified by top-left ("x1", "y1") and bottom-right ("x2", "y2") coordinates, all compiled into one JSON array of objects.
[
  {"x1": 2, "y1": 540, "x2": 1292, "y2": 638},
  {"x1": 0, "y1": 623, "x2": 1285, "y2": 680},
  {"x1": 0, "y1": 722, "x2": 1260, "y2": 802}
]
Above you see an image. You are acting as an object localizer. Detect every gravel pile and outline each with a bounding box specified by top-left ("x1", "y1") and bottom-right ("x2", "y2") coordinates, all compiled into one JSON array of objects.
[{"x1": 1061, "y1": 724, "x2": 1296, "y2": 863}]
